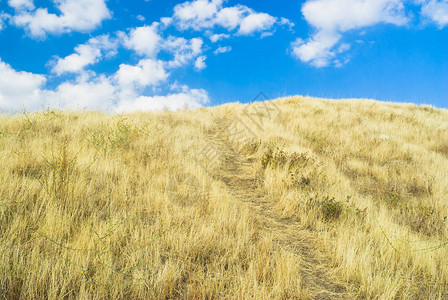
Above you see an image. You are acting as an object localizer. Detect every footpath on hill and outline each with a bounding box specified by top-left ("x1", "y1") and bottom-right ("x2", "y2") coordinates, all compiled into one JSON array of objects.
[{"x1": 202, "y1": 117, "x2": 358, "y2": 299}]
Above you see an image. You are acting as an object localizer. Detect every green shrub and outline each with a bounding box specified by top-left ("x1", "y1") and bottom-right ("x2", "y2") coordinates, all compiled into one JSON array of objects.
[{"x1": 319, "y1": 196, "x2": 344, "y2": 221}]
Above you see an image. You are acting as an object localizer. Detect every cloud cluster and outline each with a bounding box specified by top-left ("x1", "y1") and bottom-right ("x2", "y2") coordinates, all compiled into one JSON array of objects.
[
  {"x1": 8, "y1": 0, "x2": 34, "y2": 11},
  {"x1": 292, "y1": 0, "x2": 408, "y2": 67},
  {"x1": 0, "y1": 59, "x2": 47, "y2": 111},
  {"x1": 0, "y1": 14, "x2": 213, "y2": 112},
  {"x1": 117, "y1": 88, "x2": 209, "y2": 112},
  {"x1": 292, "y1": 0, "x2": 448, "y2": 67},
  {"x1": 209, "y1": 33, "x2": 230, "y2": 42},
  {"x1": 4, "y1": 0, "x2": 445, "y2": 112},
  {"x1": 122, "y1": 25, "x2": 161, "y2": 57},
  {"x1": 163, "y1": 36, "x2": 204, "y2": 68},
  {"x1": 420, "y1": 0, "x2": 448, "y2": 28},
  {"x1": 52, "y1": 35, "x2": 118, "y2": 75},
  {"x1": 0, "y1": 58, "x2": 209, "y2": 112},
  {"x1": 172, "y1": 0, "x2": 286, "y2": 36},
  {"x1": 10, "y1": 0, "x2": 111, "y2": 38}
]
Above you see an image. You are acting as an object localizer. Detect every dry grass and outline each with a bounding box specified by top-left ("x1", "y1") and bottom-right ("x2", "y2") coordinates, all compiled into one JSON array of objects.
[{"x1": 1, "y1": 97, "x2": 447, "y2": 299}]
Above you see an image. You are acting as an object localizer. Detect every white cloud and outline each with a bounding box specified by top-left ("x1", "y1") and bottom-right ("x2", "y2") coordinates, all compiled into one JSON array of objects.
[
  {"x1": 0, "y1": 61, "x2": 116, "y2": 112},
  {"x1": 194, "y1": 56, "x2": 207, "y2": 70},
  {"x1": 115, "y1": 59, "x2": 168, "y2": 92},
  {"x1": 279, "y1": 17, "x2": 295, "y2": 31},
  {"x1": 113, "y1": 59, "x2": 169, "y2": 104},
  {"x1": 237, "y1": 12, "x2": 277, "y2": 35},
  {"x1": 163, "y1": 36, "x2": 204, "y2": 68},
  {"x1": 209, "y1": 33, "x2": 230, "y2": 42},
  {"x1": 124, "y1": 23, "x2": 162, "y2": 58},
  {"x1": 11, "y1": 0, "x2": 111, "y2": 38},
  {"x1": 302, "y1": 0, "x2": 408, "y2": 32},
  {"x1": 173, "y1": 0, "x2": 222, "y2": 30},
  {"x1": 50, "y1": 75, "x2": 116, "y2": 111},
  {"x1": 420, "y1": 0, "x2": 448, "y2": 28},
  {"x1": 52, "y1": 45, "x2": 101, "y2": 75},
  {"x1": 172, "y1": 0, "x2": 279, "y2": 36},
  {"x1": 0, "y1": 59, "x2": 47, "y2": 112},
  {"x1": 116, "y1": 88, "x2": 209, "y2": 112},
  {"x1": 136, "y1": 15, "x2": 145, "y2": 22},
  {"x1": 118, "y1": 24, "x2": 204, "y2": 70},
  {"x1": 122, "y1": 24, "x2": 161, "y2": 57},
  {"x1": 213, "y1": 46, "x2": 231, "y2": 55},
  {"x1": 291, "y1": 32, "x2": 342, "y2": 67},
  {"x1": 0, "y1": 49, "x2": 209, "y2": 112},
  {"x1": 51, "y1": 35, "x2": 118, "y2": 75},
  {"x1": 0, "y1": 13, "x2": 9, "y2": 31},
  {"x1": 160, "y1": 17, "x2": 173, "y2": 27},
  {"x1": 8, "y1": 0, "x2": 34, "y2": 11},
  {"x1": 215, "y1": 5, "x2": 248, "y2": 30},
  {"x1": 292, "y1": 0, "x2": 409, "y2": 67}
]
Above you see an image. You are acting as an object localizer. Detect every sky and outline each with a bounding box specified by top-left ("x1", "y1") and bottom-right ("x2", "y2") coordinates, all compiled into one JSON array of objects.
[{"x1": 0, "y1": 0, "x2": 447, "y2": 112}]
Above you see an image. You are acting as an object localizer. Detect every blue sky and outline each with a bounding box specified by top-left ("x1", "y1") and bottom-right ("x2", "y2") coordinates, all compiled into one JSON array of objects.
[{"x1": 0, "y1": 0, "x2": 447, "y2": 112}]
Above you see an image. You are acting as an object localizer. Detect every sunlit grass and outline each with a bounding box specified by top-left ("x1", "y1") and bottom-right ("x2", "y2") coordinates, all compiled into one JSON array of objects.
[{"x1": 1, "y1": 97, "x2": 447, "y2": 299}]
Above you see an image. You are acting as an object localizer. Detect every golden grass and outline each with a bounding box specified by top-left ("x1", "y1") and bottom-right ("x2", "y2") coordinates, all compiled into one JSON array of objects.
[{"x1": 1, "y1": 97, "x2": 447, "y2": 299}]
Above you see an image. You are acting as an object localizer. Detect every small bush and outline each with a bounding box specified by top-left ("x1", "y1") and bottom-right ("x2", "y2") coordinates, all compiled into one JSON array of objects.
[
  {"x1": 261, "y1": 146, "x2": 313, "y2": 170},
  {"x1": 288, "y1": 152, "x2": 315, "y2": 170},
  {"x1": 289, "y1": 171, "x2": 311, "y2": 190},
  {"x1": 320, "y1": 196, "x2": 344, "y2": 221},
  {"x1": 261, "y1": 146, "x2": 287, "y2": 168},
  {"x1": 385, "y1": 193, "x2": 401, "y2": 207}
]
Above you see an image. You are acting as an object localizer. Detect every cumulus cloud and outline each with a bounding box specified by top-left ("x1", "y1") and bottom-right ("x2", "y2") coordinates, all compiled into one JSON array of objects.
[
  {"x1": 0, "y1": 59, "x2": 47, "y2": 112},
  {"x1": 115, "y1": 59, "x2": 168, "y2": 92},
  {"x1": 291, "y1": 32, "x2": 342, "y2": 67},
  {"x1": 237, "y1": 12, "x2": 277, "y2": 35},
  {"x1": 0, "y1": 57, "x2": 209, "y2": 112},
  {"x1": 194, "y1": 56, "x2": 207, "y2": 70},
  {"x1": 116, "y1": 88, "x2": 210, "y2": 112},
  {"x1": 215, "y1": 5, "x2": 248, "y2": 30},
  {"x1": 53, "y1": 45, "x2": 101, "y2": 75},
  {"x1": 122, "y1": 24, "x2": 161, "y2": 57},
  {"x1": 43, "y1": 21, "x2": 207, "y2": 109},
  {"x1": 160, "y1": 17, "x2": 173, "y2": 27},
  {"x1": 49, "y1": 75, "x2": 116, "y2": 111},
  {"x1": 213, "y1": 46, "x2": 231, "y2": 55},
  {"x1": 113, "y1": 24, "x2": 204, "y2": 70},
  {"x1": 279, "y1": 17, "x2": 295, "y2": 31},
  {"x1": 8, "y1": 0, "x2": 34, "y2": 11},
  {"x1": 51, "y1": 35, "x2": 118, "y2": 75},
  {"x1": 172, "y1": 0, "x2": 283, "y2": 36},
  {"x1": 11, "y1": 0, "x2": 111, "y2": 38},
  {"x1": 173, "y1": 0, "x2": 222, "y2": 30},
  {"x1": 209, "y1": 32, "x2": 230, "y2": 42},
  {"x1": 420, "y1": 0, "x2": 448, "y2": 28},
  {"x1": 0, "y1": 60, "x2": 114, "y2": 111},
  {"x1": 292, "y1": 0, "x2": 409, "y2": 67},
  {"x1": 163, "y1": 36, "x2": 204, "y2": 68},
  {"x1": 0, "y1": 0, "x2": 297, "y2": 112}
]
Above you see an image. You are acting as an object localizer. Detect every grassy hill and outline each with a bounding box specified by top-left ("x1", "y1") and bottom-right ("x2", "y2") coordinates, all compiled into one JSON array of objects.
[{"x1": 1, "y1": 96, "x2": 448, "y2": 299}]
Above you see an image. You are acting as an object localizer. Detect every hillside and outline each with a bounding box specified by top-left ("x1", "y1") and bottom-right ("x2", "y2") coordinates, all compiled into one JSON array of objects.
[{"x1": 1, "y1": 96, "x2": 448, "y2": 299}]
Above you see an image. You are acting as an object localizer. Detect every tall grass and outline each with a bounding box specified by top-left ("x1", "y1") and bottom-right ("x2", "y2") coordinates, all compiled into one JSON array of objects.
[{"x1": 1, "y1": 97, "x2": 447, "y2": 299}]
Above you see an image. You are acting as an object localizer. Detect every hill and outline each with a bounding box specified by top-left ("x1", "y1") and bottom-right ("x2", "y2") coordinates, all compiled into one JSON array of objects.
[{"x1": 1, "y1": 97, "x2": 448, "y2": 299}]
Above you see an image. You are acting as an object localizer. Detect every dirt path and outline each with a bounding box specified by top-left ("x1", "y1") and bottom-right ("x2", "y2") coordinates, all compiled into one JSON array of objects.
[{"x1": 207, "y1": 118, "x2": 357, "y2": 299}]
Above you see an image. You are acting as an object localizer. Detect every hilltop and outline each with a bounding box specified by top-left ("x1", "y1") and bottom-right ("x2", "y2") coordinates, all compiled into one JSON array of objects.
[{"x1": 1, "y1": 97, "x2": 448, "y2": 299}]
